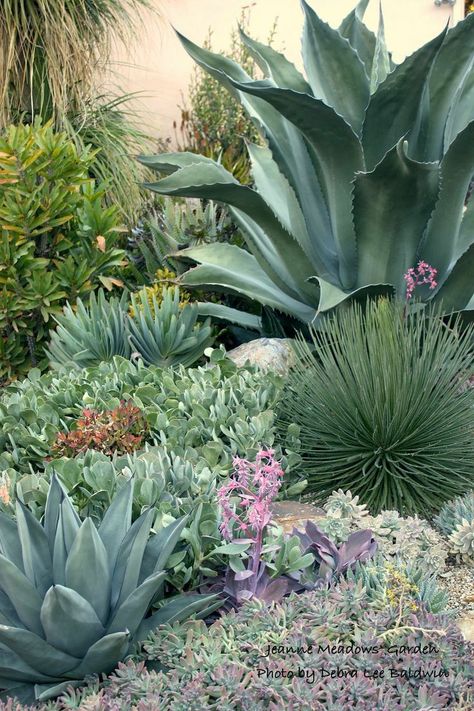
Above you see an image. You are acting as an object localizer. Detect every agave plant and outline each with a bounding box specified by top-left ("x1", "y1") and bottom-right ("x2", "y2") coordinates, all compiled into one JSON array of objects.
[
  {"x1": 127, "y1": 287, "x2": 214, "y2": 368},
  {"x1": 47, "y1": 286, "x2": 214, "y2": 370},
  {"x1": 276, "y1": 298, "x2": 474, "y2": 514},
  {"x1": 46, "y1": 290, "x2": 131, "y2": 370},
  {"x1": 138, "y1": 0, "x2": 474, "y2": 327},
  {"x1": 0, "y1": 475, "x2": 217, "y2": 703}
]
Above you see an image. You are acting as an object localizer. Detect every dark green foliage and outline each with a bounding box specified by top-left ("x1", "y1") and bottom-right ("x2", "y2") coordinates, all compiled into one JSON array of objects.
[
  {"x1": 276, "y1": 299, "x2": 474, "y2": 514},
  {"x1": 0, "y1": 122, "x2": 126, "y2": 380}
]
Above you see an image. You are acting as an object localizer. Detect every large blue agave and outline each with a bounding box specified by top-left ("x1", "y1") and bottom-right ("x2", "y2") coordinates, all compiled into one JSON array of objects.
[{"x1": 139, "y1": 0, "x2": 474, "y2": 328}]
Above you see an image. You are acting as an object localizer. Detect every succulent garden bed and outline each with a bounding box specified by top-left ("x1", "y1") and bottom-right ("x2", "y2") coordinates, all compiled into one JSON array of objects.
[{"x1": 0, "y1": 0, "x2": 473, "y2": 708}]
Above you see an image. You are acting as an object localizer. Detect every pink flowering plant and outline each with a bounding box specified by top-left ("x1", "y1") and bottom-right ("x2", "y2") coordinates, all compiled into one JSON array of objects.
[
  {"x1": 404, "y1": 261, "x2": 438, "y2": 301},
  {"x1": 215, "y1": 448, "x2": 313, "y2": 605}
]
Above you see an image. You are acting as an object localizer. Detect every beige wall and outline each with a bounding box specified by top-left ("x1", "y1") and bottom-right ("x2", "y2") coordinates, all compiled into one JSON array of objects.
[{"x1": 108, "y1": 0, "x2": 464, "y2": 141}]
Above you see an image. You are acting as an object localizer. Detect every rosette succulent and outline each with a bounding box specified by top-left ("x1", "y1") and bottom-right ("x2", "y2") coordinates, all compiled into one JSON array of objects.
[
  {"x1": 448, "y1": 519, "x2": 474, "y2": 564},
  {"x1": 0, "y1": 476, "x2": 216, "y2": 704},
  {"x1": 138, "y1": 0, "x2": 474, "y2": 328}
]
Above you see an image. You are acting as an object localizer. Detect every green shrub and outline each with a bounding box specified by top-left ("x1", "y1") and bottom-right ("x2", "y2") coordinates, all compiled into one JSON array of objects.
[
  {"x1": 276, "y1": 299, "x2": 474, "y2": 515},
  {"x1": 0, "y1": 475, "x2": 216, "y2": 705},
  {"x1": 8, "y1": 582, "x2": 470, "y2": 710},
  {"x1": 0, "y1": 121, "x2": 126, "y2": 380}
]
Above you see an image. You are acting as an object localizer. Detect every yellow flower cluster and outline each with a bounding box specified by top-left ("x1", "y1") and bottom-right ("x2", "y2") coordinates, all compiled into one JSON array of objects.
[
  {"x1": 129, "y1": 268, "x2": 192, "y2": 318},
  {"x1": 385, "y1": 563, "x2": 420, "y2": 613}
]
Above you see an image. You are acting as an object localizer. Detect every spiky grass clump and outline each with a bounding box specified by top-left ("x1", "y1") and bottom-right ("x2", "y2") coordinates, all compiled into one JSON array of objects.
[
  {"x1": 0, "y1": 0, "x2": 153, "y2": 123},
  {"x1": 277, "y1": 299, "x2": 473, "y2": 515}
]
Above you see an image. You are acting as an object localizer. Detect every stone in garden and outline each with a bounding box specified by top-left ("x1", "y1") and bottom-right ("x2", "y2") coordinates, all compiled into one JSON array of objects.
[
  {"x1": 457, "y1": 613, "x2": 474, "y2": 643},
  {"x1": 227, "y1": 338, "x2": 297, "y2": 376},
  {"x1": 271, "y1": 500, "x2": 325, "y2": 534}
]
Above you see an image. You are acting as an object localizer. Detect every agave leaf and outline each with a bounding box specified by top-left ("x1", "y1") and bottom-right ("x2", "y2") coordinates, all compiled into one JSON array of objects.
[
  {"x1": 64, "y1": 632, "x2": 130, "y2": 679},
  {"x1": 176, "y1": 243, "x2": 317, "y2": 322},
  {"x1": 173, "y1": 32, "x2": 338, "y2": 284},
  {"x1": 0, "y1": 646, "x2": 58, "y2": 684},
  {"x1": 65, "y1": 519, "x2": 111, "y2": 625},
  {"x1": 239, "y1": 28, "x2": 312, "y2": 93},
  {"x1": 139, "y1": 516, "x2": 188, "y2": 583},
  {"x1": 0, "y1": 590, "x2": 25, "y2": 628},
  {"x1": 98, "y1": 479, "x2": 133, "y2": 575},
  {"x1": 195, "y1": 301, "x2": 262, "y2": 331},
  {"x1": 0, "y1": 626, "x2": 80, "y2": 676},
  {"x1": 369, "y1": 5, "x2": 391, "y2": 93},
  {"x1": 312, "y1": 277, "x2": 394, "y2": 314},
  {"x1": 44, "y1": 474, "x2": 80, "y2": 554},
  {"x1": 246, "y1": 141, "x2": 316, "y2": 268},
  {"x1": 421, "y1": 120, "x2": 474, "y2": 280},
  {"x1": 0, "y1": 512, "x2": 24, "y2": 571},
  {"x1": 301, "y1": 0, "x2": 370, "y2": 134},
  {"x1": 0, "y1": 555, "x2": 43, "y2": 636},
  {"x1": 111, "y1": 508, "x2": 155, "y2": 611},
  {"x1": 144, "y1": 160, "x2": 319, "y2": 303},
  {"x1": 225, "y1": 80, "x2": 363, "y2": 288},
  {"x1": 107, "y1": 570, "x2": 166, "y2": 637},
  {"x1": 40, "y1": 585, "x2": 105, "y2": 658},
  {"x1": 15, "y1": 501, "x2": 53, "y2": 597},
  {"x1": 35, "y1": 680, "x2": 83, "y2": 703},
  {"x1": 134, "y1": 594, "x2": 220, "y2": 642},
  {"x1": 431, "y1": 243, "x2": 474, "y2": 313},
  {"x1": 458, "y1": 195, "x2": 474, "y2": 259},
  {"x1": 444, "y1": 62, "x2": 474, "y2": 151},
  {"x1": 339, "y1": 0, "x2": 376, "y2": 77},
  {"x1": 353, "y1": 139, "x2": 439, "y2": 294},
  {"x1": 363, "y1": 26, "x2": 447, "y2": 170},
  {"x1": 423, "y1": 13, "x2": 474, "y2": 160}
]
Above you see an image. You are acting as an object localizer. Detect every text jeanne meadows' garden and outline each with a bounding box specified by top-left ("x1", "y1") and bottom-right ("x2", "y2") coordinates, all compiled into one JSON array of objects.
[{"x1": 0, "y1": 0, "x2": 472, "y2": 708}]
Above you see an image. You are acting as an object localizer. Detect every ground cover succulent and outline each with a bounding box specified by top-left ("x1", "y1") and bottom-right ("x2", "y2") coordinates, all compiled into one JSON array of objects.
[
  {"x1": 138, "y1": 0, "x2": 474, "y2": 328},
  {"x1": 33, "y1": 582, "x2": 470, "y2": 711},
  {"x1": 0, "y1": 475, "x2": 217, "y2": 704}
]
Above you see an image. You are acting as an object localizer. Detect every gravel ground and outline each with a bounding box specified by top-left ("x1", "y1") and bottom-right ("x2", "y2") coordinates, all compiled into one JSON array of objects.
[{"x1": 438, "y1": 562, "x2": 474, "y2": 616}]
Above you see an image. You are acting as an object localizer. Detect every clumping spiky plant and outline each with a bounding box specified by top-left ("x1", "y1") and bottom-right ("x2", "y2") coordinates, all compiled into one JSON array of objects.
[{"x1": 277, "y1": 299, "x2": 474, "y2": 514}]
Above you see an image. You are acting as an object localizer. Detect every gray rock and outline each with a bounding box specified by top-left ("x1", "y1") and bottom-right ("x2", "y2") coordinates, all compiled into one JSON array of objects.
[{"x1": 227, "y1": 338, "x2": 297, "y2": 376}]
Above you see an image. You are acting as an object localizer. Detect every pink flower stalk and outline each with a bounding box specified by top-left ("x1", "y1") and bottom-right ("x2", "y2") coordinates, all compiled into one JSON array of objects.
[
  {"x1": 217, "y1": 449, "x2": 284, "y2": 593},
  {"x1": 403, "y1": 261, "x2": 438, "y2": 301}
]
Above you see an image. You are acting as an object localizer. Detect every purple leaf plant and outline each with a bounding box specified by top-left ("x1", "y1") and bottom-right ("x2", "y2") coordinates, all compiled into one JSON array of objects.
[{"x1": 215, "y1": 449, "x2": 377, "y2": 607}]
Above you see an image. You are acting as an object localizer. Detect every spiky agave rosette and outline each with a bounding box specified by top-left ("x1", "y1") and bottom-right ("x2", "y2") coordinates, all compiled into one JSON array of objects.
[{"x1": 0, "y1": 475, "x2": 217, "y2": 704}]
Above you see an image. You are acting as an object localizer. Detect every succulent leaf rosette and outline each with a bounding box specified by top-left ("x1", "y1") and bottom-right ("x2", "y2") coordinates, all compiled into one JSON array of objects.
[
  {"x1": 0, "y1": 476, "x2": 216, "y2": 704},
  {"x1": 138, "y1": 0, "x2": 474, "y2": 328}
]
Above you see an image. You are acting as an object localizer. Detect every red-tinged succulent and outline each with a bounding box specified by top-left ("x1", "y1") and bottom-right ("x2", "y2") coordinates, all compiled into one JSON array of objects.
[{"x1": 51, "y1": 400, "x2": 148, "y2": 458}]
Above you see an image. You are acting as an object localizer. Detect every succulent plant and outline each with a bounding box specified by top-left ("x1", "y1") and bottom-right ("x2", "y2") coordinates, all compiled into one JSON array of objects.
[
  {"x1": 0, "y1": 475, "x2": 217, "y2": 704},
  {"x1": 316, "y1": 515, "x2": 352, "y2": 543},
  {"x1": 292, "y1": 521, "x2": 377, "y2": 587},
  {"x1": 277, "y1": 298, "x2": 474, "y2": 514},
  {"x1": 435, "y1": 490, "x2": 474, "y2": 536},
  {"x1": 324, "y1": 489, "x2": 368, "y2": 521},
  {"x1": 449, "y1": 519, "x2": 474, "y2": 564},
  {"x1": 46, "y1": 290, "x2": 131, "y2": 370},
  {"x1": 127, "y1": 287, "x2": 214, "y2": 368},
  {"x1": 138, "y1": 1, "x2": 474, "y2": 328}
]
